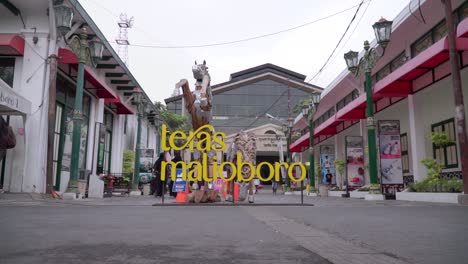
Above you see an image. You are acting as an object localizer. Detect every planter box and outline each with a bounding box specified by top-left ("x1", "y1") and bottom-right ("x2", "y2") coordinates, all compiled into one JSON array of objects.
[
  {"x1": 396, "y1": 192, "x2": 461, "y2": 204},
  {"x1": 328, "y1": 191, "x2": 345, "y2": 197},
  {"x1": 350, "y1": 191, "x2": 368, "y2": 199},
  {"x1": 365, "y1": 194, "x2": 385, "y2": 200}
]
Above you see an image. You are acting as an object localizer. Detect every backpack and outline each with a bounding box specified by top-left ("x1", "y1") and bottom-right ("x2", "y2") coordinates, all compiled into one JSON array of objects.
[{"x1": 0, "y1": 117, "x2": 16, "y2": 149}]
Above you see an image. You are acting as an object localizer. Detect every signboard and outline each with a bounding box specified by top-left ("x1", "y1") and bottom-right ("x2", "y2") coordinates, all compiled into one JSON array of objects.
[
  {"x1": 139, "y1": 149, "x2": 154, "y2": 183},
  {"x1": 378, "y1": 120, "x2": 404, "y2": 193},
  {"x1": 96, "y1": 123, "x2": 106, "y2": 174},
  {"x1": 172, "y1": 168, "x2": 187, "y2": 193},
  {"x1": 320, "y1": 145, "x2": 336, "y2": 185},
  {"x1": 345, "y1": 136, "x2": 365, "y2": 187},
  {"x1": 0, "y1": 80, "x2": 32, "y2": 115}
]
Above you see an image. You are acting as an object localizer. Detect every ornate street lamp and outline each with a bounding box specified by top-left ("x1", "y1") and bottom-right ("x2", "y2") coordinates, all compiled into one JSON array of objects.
[
  {"x1": 343, "y1": 18, "x2": 393, "y2": 194},
  {"x1": 133, "y1": 88, "x2": 144, "y2": 193},
  {"x1": 302, "y1": 95, "x2": 320, "y2": 200},
  {"x1": 54, "y1": 2, "x2": 104, "y2": 196}
]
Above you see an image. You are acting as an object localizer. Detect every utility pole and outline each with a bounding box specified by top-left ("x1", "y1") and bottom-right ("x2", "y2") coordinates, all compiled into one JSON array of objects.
[
  {"x1": 442, "y1": 0, "x2": 468, "y2": 201},
  {"x1": 46, "y1": 54, "x2": 58, "y2": 194}
]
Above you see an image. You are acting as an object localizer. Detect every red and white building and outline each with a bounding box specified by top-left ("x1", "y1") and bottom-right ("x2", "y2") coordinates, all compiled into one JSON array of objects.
[{"x1": 290, "y1": 0, "x2": 468, "y2": 191}]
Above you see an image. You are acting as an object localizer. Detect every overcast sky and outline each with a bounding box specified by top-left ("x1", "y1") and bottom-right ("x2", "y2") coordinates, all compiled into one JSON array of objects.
[{"x1": 79, "y1": 0, "x2": 409, "y2": 104}]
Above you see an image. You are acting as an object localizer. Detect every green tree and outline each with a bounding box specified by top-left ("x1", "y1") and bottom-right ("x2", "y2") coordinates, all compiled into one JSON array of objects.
[{"x1": 292, "y1": 98, "x2": 312, "y2": 115}]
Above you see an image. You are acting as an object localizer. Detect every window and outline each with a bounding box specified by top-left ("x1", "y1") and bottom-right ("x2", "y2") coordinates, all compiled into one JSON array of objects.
[
  {"x1": 431, "y1": 118, "x2": 458, "y2": 169},
  {"x1": 411, "y1": 32, "x2": 432, "y2": 57},
  {"x1": 433, "y1": 21, "x2": 447, "y2": 43},
  {"x1": 336, "y1": 89, "x2": 359, "y2": 111},
  {"x1": 390, "y1": 52, "x2": 408, "y2": 72},
  {"x1": 400, "y1": 133, "x2": 409, "y2": 173},
  {"x1": 376, "y1": 64, "x2": 391, "y2": 81},
  {"x1": 0, "y1": 58, "x2": 15, "y2": 87},
  {"x1": 457, "y1": 1, "x2": 468, "y2": 22}
]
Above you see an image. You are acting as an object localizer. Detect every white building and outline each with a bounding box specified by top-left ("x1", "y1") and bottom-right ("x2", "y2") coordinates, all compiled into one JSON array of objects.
[{"x1": 0, "y1": 0, "x2": 160, "y2": 197}]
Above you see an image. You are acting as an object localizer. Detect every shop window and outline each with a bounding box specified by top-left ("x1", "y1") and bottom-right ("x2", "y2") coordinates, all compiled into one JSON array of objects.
[
  {"x1": 400, "y1": 133, "x2": 409, "y2": 173},
  {"x1": 411, "y1": 32, "x2": 433, "y2": 58},
  {"x1": 376, "y1": 64, "x2": 391, "y2": 81},
  {"x1": 433, "y1": 21, "x2": 448, "y2": 43},
  {"x1": 390, "y1": 52, "x2": 408, "y2": 72},
  {"x1": 431, "y1": 118, "x2": 458, "y2": 169},
  {"x1": 458, "y1": 1, "x2": 468, "y2": 22},
  {"x1": 0, "y1": 58, "x2": 15, "y2": 87}
]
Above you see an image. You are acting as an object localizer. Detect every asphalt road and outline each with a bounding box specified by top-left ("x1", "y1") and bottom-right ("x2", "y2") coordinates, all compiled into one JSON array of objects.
[{"x1": 0, "y1": 192, "x2": 467, "y2": 264}]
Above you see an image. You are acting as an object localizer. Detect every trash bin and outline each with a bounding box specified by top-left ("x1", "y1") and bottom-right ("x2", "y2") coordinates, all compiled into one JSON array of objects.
[{"x1": 318, "y1": 185, "x2": 328, "y2": 197}]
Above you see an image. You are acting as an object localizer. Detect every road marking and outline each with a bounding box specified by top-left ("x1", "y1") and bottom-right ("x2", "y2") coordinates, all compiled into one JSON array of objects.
[{"x1": 243, "y1": 207, "x2": 411, "y2": 264}]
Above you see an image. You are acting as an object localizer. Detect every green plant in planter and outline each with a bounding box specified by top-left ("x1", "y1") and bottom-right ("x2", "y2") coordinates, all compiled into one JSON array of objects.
[
  {"x1": 334, "y1": 159, "x2": 346, "y2": 188},
  {"x1": 358, "y1": 186, "x2": 370, "y2": 192},
  {"x1": 123, "y1": 149, "x2": 135, "y2": 174},
  {"x1": 315, "y1": 161, "x2": 322, "y2": 184},
  {"x1": 429, "y1": 132, "x2": 454, "y2": 147}
]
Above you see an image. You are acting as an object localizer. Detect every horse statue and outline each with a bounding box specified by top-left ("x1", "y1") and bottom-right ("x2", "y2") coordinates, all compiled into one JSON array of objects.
[
  {"x1": 175, "y1": 61, "x2": 216, "y2": 193},
  {"x1": 225, "y1": 130, "x2": 257, "y2": 203}
]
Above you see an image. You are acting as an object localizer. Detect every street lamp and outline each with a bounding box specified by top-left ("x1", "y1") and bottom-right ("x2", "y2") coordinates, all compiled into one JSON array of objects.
[
  {"x1": 54, "y1": 3, "x2": 104, "y2": 196},
  {"x1": 133, "y1": 88, "x2": 144, "y2": 193},
  {"x1": 344, "y1": 17, "x2": 392, "y2": 193},
  {"x1": 301, "y1": 95, "x2": 320, "y2": 200}
]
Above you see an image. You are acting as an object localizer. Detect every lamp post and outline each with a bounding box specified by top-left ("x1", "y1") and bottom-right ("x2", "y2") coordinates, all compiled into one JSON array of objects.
[
  {"x1": 344, "y1": 18, "x2": 392, "y2": 192},
  {"x1": 281, "y1": 118, "x2": 294, "y2": 192},
  {"x1": 54, "y1": 2, "x2": 104, "y2": 195},
  {"x1": 301, "y1": 96, "x2": 320, "y2": 198},
  {"x1": 132, "y1": 88, "x2": 144, "y2": 193}
]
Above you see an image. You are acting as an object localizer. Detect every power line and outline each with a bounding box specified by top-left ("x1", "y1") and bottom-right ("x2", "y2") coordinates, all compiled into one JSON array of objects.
[
  {"x1": 313, "y1": 0, "x2": 372, "y2": 83},
  {"x1": 84, "y1": 0, "x2": 368, "y2": 49},
  {"x1": 306, "y1": 0, "x2": 365, "y2": 83},
  {"x1": 242, "y1": 90, "x2": 288, "y2": 130}
]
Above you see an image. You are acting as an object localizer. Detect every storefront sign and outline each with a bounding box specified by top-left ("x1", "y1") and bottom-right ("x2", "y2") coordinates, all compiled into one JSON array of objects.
[
  {"x1": 0, "y1": 82, "x2": 31, "y2": 115},
  {"x1": 320, "y1": 145, "x2": 336, "y2": 185},
  {"x1": 345, "y1": 136, "x2": 365, "y2": 187},
  {"x1": 378, "y1": 120, "x2": 404, "y2": 192}
]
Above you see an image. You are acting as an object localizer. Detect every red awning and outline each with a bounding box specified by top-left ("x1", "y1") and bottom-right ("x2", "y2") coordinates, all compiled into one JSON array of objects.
[
  {"x1": 375, "y1": 35, "x2": 468, "y2": 97},
  {"x1": 314, "y1": 114, "x2": 339, "y2": 136},
  {"x1": 104, "y1": 97, "x2": 135, "y2": 115},
  {"x1": 336, "y1": 94, "x2": 366, "y2": 121},
  {"x1": 58, "y1": 48, "x2": 117, "y2": 100},
  {"x1": 0, "y1": 35, "x2": 25, "y2": 55},
  {"x1": 289, "y1": 132, "x2": 310, "y2": 153}
]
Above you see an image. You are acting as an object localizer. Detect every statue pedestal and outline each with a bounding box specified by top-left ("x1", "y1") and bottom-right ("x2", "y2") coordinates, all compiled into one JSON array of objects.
[{"x1": 187, "y1": 190, "x2": 221, "y2": 203}]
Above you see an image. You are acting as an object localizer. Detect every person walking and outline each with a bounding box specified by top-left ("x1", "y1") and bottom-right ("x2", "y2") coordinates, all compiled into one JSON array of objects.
[
  {"x1": 169, "y1": 151, "x2": 182, "y2": 198},
  {"x1": 272, "y1": 180, "x2": 278, "y2": 195},
  {"x1": 152, "y1": 152, "x2": 165, "y2": 197}
]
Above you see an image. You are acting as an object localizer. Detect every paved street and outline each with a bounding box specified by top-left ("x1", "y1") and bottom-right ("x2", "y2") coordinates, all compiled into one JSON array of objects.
[{"x1": 1, "y1": 191, "x2": 467, "y2": 264}]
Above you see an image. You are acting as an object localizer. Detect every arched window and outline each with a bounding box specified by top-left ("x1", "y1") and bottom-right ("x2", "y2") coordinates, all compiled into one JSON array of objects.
[{"x1": 264, "y1": 130, "x2": 277, "y2": 135}]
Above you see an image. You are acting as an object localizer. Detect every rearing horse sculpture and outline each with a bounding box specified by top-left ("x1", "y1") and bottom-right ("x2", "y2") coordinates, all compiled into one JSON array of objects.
[{"x1": 175, "y1": 61, "x2": 215, "y2": 191}]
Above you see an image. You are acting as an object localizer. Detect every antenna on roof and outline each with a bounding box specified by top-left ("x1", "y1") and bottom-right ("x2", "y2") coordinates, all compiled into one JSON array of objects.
[{"x1": 116, "y1": 13, "x2": 134, "y2": 67}]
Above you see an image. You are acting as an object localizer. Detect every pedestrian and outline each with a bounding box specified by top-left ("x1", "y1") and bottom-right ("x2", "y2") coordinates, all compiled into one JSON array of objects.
[
  {"x1": 254, "y1": 177, "x2": 260, "y2": 194},
  {"x1": 152, "y1": 152, "x2": 165, "y2": 197},
  {"x1": 272, "y1": 180, "x2": 278, "y2": 195}
]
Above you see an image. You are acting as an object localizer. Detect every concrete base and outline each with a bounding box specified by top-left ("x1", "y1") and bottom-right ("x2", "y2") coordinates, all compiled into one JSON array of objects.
[
  {"x1": 62, "y1": 192, "x2": 78, "y2": 200},
  {"x1": 350, "y1": 191, "x2": 368, "y2": 199},
  {"x1": 307, "y1": 193, "x2": 317, "y2": 197},
  {"x1": 365, "y1": 194, "x2": 385, "y2": 201},
  {"x1": 284, "y1": 192, "x2": 293, "y2": 195},
  {"x1": 458, "y1": 194, "x2": 468, "y2": 205},
  {"x1": 397, "y1": 192, "x2": 461, "y2": 204},
  {"x1": 130, "y1": 191, "x2": 142, "y2": 197},
  {"x1": 328, "y1": 191, "x2": 344, "y2": 197}
]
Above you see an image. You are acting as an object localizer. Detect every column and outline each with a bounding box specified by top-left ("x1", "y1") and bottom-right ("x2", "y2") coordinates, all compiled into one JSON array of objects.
[{"x1": 408, "y1": 94, "x2": 427, "y2": 182}]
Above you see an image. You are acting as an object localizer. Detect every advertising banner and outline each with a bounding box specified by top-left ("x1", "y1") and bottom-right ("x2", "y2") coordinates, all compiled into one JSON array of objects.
[
  {"x1": 320, "y1": 145, "x2": 336, "y2": 185},
  {"x1": 378, "y1": 120, "x2": 404, "y2": 192},
  {"x1": 172, "y1": 168, "x2": 187, "y2": 193},
  {"x1": 139, "y1": 149, "x2": 154, "y2": 183},
  {"x1": 345, "y1": 136, "x2": 365, "y2": 187}
]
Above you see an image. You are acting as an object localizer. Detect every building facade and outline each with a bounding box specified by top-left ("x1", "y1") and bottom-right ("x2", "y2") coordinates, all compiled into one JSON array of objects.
[
  {"x1": 0, "y1": 0, "x2": 160, "y2": 196},
  {"x1": 290, "y1": 0, "x2": 468, "y2": 192}
]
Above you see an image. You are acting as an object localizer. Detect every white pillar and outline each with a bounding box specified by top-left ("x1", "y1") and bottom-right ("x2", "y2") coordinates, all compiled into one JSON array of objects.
[{"x1": 408, "y1": 94, "x2": 427, "y2": 182}]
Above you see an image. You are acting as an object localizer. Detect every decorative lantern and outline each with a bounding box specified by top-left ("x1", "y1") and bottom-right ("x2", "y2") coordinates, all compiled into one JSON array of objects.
[
  {"x1": 344, "y1": 50, "x2": 359, "y2": 73},
  {"x1": 89, "y1": 39, "x2": 104, "y2": 62},
  {"x1": 53, "y1": 2, "x2": 73, "y2": 36},
  {"x1": 372, "y1": 17, "x2": 393, "y2": 49}
]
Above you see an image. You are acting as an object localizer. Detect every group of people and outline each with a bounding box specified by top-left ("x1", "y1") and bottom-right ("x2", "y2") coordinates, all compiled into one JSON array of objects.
[{"x1": 150, "y1": 152, "x2": 182, "y2": 198}]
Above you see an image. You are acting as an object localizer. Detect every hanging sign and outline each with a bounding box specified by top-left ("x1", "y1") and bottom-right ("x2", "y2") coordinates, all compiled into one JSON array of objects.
[
  {"x1": 378, "y1": 120, "x2": 404, "y2": 193},
  {"x1": 345, "y1": 136, "x2": 365, "y2": 187}
]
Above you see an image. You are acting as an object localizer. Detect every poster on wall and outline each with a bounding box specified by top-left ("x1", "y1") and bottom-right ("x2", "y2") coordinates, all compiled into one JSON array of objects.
[
  {"x1": 378, "y1": 120, "x2": 404, "y2": 192},
  {"x1": 345, "y1": 136, "x2": 365, "y2": 187},
  {"x1": 139, "y1": 149, "x2": 154, "y2": 183},
  {"x1": 96, "y1": 123, "x2": 106, "y2": 175},
  {"x1": 320, "y1": 145, "x2": 336, "y2": 185}
]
